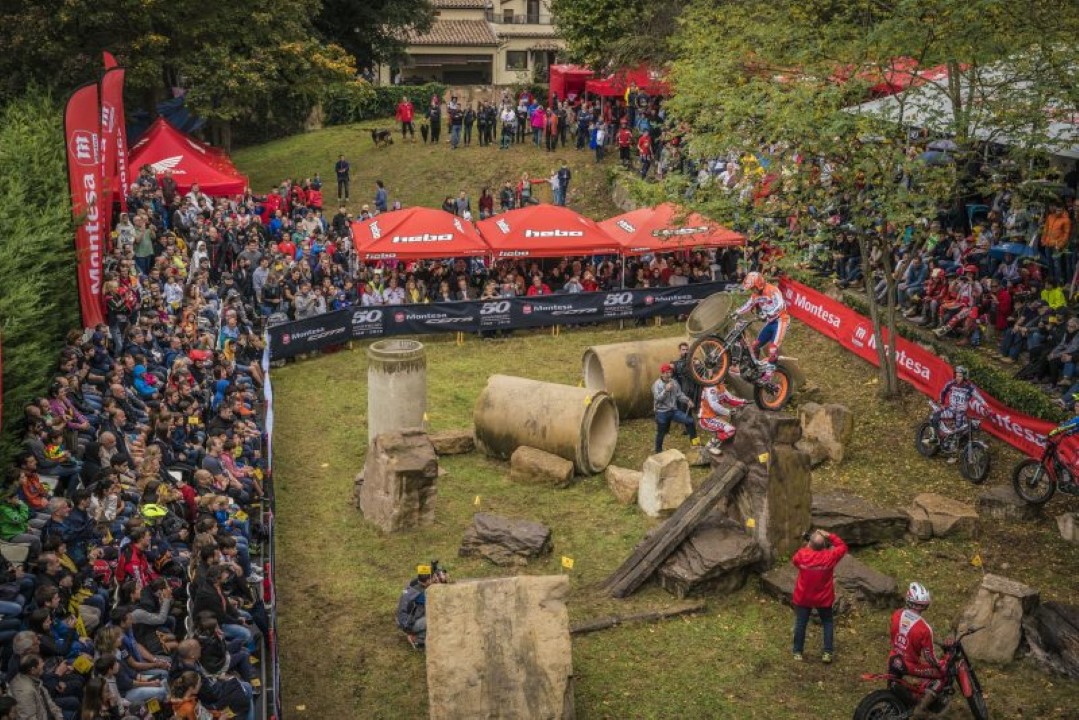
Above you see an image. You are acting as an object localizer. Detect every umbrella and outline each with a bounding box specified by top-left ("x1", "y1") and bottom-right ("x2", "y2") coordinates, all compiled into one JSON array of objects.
[
  {"x1": 927, "y1": 139, "x2": 959, "y2": 152},
  {"x1": 988, "y1": 242, "x2": 1036, "y2": 259},
  {"x1": 917, "y1": 150, "x2": 954, "y2": 165}
]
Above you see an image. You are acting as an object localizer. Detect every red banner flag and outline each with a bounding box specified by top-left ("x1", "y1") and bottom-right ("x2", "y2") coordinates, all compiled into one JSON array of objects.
[
  {"x1": 65, "y1": 82, "x2": 106, "y2": 328},
  {"x1": 100, "y1": 67, "x2": 128, "y2": 227},
  {"x1": 779, "y1": 277, "x2": 1054, "y2": 458}
]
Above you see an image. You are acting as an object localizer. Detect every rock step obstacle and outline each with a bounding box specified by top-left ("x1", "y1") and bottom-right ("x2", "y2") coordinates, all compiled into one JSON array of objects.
[
  {"x1": 357, "y1": 428, "x2": 438, "y2": 533},
  {"x1": 1058, "y1": 512, "x2": 1079, "y2": 543},
  {"x1": 760, "y1": 554, "x2": 899, "y2": 613},
  {"x1": 510, "y1": 446, "x2": 575, "y2": 488},
  {"x1": 657, "y1": 513, "x2": 763, "y2": 598},
  {"x1": 796, "y1": 402, "x2": 854, "y2": 466},
  {"x1": 958, "y1": 573, "x2": 1040, "y2": 664},
  {"x1": 603, "y1": 461, "x2": 748, "y2": 599},
  {"x1": 638, "y1": 449, "x2": 692, "y2": 518},
  {"x1": 811, "y1": 491, "x2": 908, "y2": 546},
  {"x1": 458, "y1": 512, "x2": 553, "y2": 567},
  {"x1": 428, "y1": 428, "x2": 475, "y2": 456},
  {"x1": 975, "y1": 485, "x2": 1041, "y2": 523},
  {"x1": 907, "y1": 492, "x2": 979, "y2": 539},
  {"x1": 1023, "y1": 601, "x2": 1079, "y2": 679},
  {"x1": 605, "y1": 465, "x2": 642, "y2": 505}
]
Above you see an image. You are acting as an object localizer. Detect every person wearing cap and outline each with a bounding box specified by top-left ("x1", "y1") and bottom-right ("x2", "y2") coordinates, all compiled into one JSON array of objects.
[
  {"x1": 395, "y1": 564, "x2": 445, "y2": 648},
  {"x1": 652, "y1": 363, "x2": 697, "y2": 454},
  {"x1": 791, "y1": 528, "x2": 847, "y2": 663}
]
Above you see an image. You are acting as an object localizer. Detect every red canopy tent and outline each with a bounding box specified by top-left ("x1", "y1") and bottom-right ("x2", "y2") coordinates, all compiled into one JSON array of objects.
[
  {"x1": 831, "y1": 57, "x2": 923, "y2": 98},
  {"x1": 585, "y1": 66, "x2": 670, "y2": 97},
  {"x1": 351, "y1": 208, "x2": 490, "y2": 260},
  {"x1": 476, "y1": 205, "x2": 621, "y2": 258},
  {"x1": 549, "y1": 64, "x2": 595, "y2": 102},
  {"x1": 599, "y1": 203, "x2": 745, "y2": 255},
  {"x1": 124, "y1": 117, "x2": 248, "y2": 196}
]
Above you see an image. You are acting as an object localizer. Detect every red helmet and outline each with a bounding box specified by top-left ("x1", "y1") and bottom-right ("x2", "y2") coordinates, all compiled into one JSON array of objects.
[
  {"x1": 743, "y1": 272, "x2": 765, "y2": 292},
  {"x1": 964, "y1": 264, "x2": 979, "y2": 275}
]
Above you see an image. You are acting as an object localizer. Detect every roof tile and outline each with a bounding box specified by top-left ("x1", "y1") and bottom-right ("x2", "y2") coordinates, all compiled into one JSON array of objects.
[{"x1": 408, "y1": 19, "x2": 499, "y2": 47}]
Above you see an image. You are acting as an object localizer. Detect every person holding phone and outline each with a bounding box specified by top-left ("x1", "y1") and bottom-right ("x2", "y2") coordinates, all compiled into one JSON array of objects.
[{"x1": 790, "y1": 529, "x2": 848, "y2": 663}]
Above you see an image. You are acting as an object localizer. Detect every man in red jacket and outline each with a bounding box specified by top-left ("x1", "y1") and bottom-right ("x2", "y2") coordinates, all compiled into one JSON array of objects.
[
  {"x1": 791, "y1": 528, "x2": 848, "y2": 663},
  {"x1": 396, "y1": 96, "x2": 415, "y2": 142}
]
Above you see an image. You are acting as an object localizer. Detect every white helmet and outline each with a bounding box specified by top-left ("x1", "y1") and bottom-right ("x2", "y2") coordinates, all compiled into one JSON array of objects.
[{"x1": 906, "y1": 582, "x2": 931, "y2": 609}]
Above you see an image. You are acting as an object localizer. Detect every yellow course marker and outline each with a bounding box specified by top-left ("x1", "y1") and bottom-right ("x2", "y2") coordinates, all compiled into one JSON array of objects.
[
  {"x1": 561, "y1": 556, "x2": 574, "y2": 570},
  {"x1": 745, "y1": 518, "x2": 756, "y2": 529},
  {"x1": 758, "y1": 452, "x2": 769, "y2": 464}
]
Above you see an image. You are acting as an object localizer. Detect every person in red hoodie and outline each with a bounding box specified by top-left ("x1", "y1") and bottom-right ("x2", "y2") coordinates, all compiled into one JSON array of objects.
[
  {"x1": 396, "y1": 96, "x2": 415, "y2": 142},
  {"x1": 790, "y1": 528, "x2": 848, "y2": 663}
]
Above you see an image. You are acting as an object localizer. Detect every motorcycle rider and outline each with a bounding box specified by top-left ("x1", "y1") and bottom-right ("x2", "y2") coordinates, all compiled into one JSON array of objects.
[
  {"x1": 734, "y1": 271, "x2": 789, "y2": 380},
  {"x1": 889, "y1": 582, "x2": 945, "y2": 719},
  {"x1": 698, "y1": 382, "x2": 747, "y2": 456},
  {"x1": 934, "y1": 365, "x2": 980, "y2": 438}
]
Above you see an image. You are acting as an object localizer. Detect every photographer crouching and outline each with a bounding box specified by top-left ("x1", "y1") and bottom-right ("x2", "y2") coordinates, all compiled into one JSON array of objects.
[
  {"x1": 395, "y1": 561, "x2": 449, "y2": 649},
  {"x1": 790, "y1": 529, "x2": 847, "y2": 663}
]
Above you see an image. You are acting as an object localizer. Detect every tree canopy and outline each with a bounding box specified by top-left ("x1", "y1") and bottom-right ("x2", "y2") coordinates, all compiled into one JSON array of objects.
[{"x1": 550, "y1": 0, "x2": 686, "y2": 67}]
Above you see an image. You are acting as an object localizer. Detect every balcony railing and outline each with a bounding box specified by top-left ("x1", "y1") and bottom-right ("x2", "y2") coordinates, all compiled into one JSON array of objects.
[{"x1": 485, "y1": 12, "x2": 552, "y2": 24}]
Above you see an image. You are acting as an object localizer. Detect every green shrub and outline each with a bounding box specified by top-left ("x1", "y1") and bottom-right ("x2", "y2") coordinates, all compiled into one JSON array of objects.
[
  {"x1": 0, "y1": 89, "x2": 79, "y2": 464},
  {"x1": 323, "y1": 82, "x2": 447, "y2": 126}
]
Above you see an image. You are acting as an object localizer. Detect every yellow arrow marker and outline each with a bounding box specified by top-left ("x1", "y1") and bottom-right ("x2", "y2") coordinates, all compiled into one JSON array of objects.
[
  {"x1": 474, "y1": 495, "x2": 481, "y2": 506},
  {"x1": 971, "y1": 553, "x2": 983, "y2": 568},
  {"x1": 745, "y1": 518, "x2": 756, "y2": 529},
  {"x1": 561, "y1": 556, "x2": 574, "y2": 570}
]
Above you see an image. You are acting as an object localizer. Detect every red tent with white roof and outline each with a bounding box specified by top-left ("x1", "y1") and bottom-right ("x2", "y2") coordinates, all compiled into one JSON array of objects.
[
  {"x1": 585, "y1": 66, "x2": 670, "y2": 97},
  {"x1": 600, "y1": 203, "x2": 745, "y2": 255},
  {"x1": 351, "y1": 207, "x2": 490, "y2": 260},
  {"x1": 123, "y1": 117, "x2": 248, "y2": 196},
  {"x1": 476, "y1": 204, "x2": 621, "y2": 258}
]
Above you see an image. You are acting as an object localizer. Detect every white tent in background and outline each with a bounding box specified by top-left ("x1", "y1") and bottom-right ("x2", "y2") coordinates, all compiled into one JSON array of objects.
[{"x1": 845, "y1": 61, "x2": 1079, "y2": 160}]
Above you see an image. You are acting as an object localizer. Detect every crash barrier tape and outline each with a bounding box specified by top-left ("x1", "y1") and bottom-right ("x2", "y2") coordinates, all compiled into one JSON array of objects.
[
  {"x1": 778, "y1": 277, "x2": 1054, "y2": 458},
  {"x1": 266, "y1": 281, "x2": 737, "y2": 360}
]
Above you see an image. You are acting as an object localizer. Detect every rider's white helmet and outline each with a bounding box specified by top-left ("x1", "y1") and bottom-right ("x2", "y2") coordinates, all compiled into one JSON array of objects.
[
  {"x1": 743, "y1": 271, "x2": 765, "y2": 292},
  {"x1": 906, "y1": 582, "x2": 931, "y2": 609}
]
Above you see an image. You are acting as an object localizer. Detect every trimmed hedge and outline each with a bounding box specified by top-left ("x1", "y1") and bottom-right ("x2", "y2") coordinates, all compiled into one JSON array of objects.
[
  {"x1": 323, "y1": 82, "x2": 447, "y2": 126},
  {"x1": 0, "y1": 89, "x2": 79, "y2": 464}
]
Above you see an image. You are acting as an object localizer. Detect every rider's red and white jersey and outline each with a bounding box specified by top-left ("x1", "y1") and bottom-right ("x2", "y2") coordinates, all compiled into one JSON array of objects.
[
  {"x1": 699, "y1": 385, "x2": 747, "y2": 421},
  {"x1": 737, "y1": 283, "x2": 788, "y2": 322},
  {"x1": 890, "y1": 608, "x2": 941, "y2": 672}
]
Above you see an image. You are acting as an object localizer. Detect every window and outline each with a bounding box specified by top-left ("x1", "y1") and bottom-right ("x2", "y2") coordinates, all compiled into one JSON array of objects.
[
  {"x1": 503, "y1": 9, "x2": 514, "y2": 22},
  {"x1": 506, "y1": 51, "x2": 528, "y2": 71}
]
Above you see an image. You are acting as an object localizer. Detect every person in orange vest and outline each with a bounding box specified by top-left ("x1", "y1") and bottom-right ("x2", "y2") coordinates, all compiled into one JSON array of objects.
[
  {"x1": 616, "y1": 121, "x2": 634, "y2": 169},
  {"x1": 1042, "y1": 202, "x2": 1073, "y2": 283}
]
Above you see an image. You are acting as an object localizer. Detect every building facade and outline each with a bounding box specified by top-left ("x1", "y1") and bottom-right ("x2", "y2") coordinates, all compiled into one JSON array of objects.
[{"x1": 378, "y1": 0, "x2": 564, "y2": 86}]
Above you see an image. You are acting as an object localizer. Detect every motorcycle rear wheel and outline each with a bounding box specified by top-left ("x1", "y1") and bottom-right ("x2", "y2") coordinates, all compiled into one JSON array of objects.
[
  {"x1": 754, "y1": 366, "x2": 792, "y2": 411},
  {"x1": 688, "y1": 336, "x2": 729, "y2": 387},
  {"x1": 1011, "y1": 459, "x2": 1056, "y2": 505},
  {"x1": 959, "y1": 441, "x2": 991, "y2": 484},
  {"x1": 852, "y1": 689, "x2": 909, "y2": 720},
  {"x1": 915, "y1": 422, "x2": 940, "y2": 458}
]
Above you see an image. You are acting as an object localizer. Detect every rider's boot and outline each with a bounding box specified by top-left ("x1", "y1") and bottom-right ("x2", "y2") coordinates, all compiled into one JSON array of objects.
[{"x1": 910, "y1": 687, "x2": 938, "y2": 719}]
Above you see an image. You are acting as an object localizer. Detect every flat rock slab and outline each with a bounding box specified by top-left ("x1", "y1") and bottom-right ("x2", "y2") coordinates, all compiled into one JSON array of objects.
[
  {"x1": 428, "y1": 428, "x2": 475, "y2": 456},
  {"x1": 910, "y1": 492, "x2": 979, "y2": 538},
  {"x1": 657, "y1": 514, "x2": 763, "y2": 598},
  {"x1": 959, "y1": 574, "x2": 1040, "y2": 664},
  {"x1": 510, "y1": 446, "x2": 574, "y2": 488},
  {"x1": 459, "y1": 512, "x2": 553, "y2": 567},
  {"x1": 605, "y1": 465, "x2": 642, "y2": 505},
  {"x1": 812, "y1": 491, "x2": 908, "y2": 546},
  {"x1": 427, "y1": 576, "x2": 575, "y2": 719},
  {"x1": 976, "y1": 485, "x2": 1041, "y2": 522},
  {"x1": 761, "y1": 554, "x2": 898, "y2": 612},
  {"x1": 1023, "y1": 601, "x2": 1079, "y2": 679}
]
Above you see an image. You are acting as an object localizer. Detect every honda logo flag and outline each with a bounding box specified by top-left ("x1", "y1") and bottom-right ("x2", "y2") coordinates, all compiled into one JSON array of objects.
[{"x1": 65, "y1": 82, "x2": 106, "y2": 328}]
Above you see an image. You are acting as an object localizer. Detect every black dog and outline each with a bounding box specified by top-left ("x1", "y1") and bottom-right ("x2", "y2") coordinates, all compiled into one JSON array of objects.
[{"x1": 370, "y1": 128, "x2": 394, "y2": 148}]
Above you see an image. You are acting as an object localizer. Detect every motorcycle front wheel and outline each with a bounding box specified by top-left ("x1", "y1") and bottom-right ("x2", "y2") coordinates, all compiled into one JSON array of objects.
[
  {"x1": 962, "y1": 663, "x2": 990, "y2": 720},
  {"x1": 688, "y1": 336, "x2": 730, "y2": 386},
  {"x1": 959, "y1": 441, "x2": 991, "y2": 484},
  {"x1": 852, "y1": 689, "x2": 909, "y2": 720},
  {"x1": 1011, "y1": 459, "x2": 1056, "y2": 505},
  {"x1": 753, "y1": 366, "x2": 792, "y2": 411},
  {"x1": 915, "y1": 422, "x2": 940, "y2": 458}
]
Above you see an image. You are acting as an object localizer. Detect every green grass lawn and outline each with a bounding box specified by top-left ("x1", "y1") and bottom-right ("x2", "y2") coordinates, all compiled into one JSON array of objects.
[
  {"x1": 233, "y1": 125, "x2": 1079, "y2": 718},
  {"x1": 232, "y1": 122, "x2": 621, "y2": 221}
]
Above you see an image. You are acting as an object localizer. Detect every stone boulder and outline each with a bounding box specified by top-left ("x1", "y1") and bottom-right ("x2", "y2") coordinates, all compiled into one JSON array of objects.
[
  {"x1": 811, "y1": 492, "x2": 909, "y2": 546},
  {"x1": 761, "y1": 554, "x2": 899, "y2": 613},
  {"x1": 426, "y1": 576, "x2": 575, "y2": 720},
  {"x1": 459, "y1": 513, "x2": 553, "y2": 566},
  {"x1": 957, "y1": 574, "x2": 1040, "y2": 664},
  {"x1": 358, "y1": 429, "x2": 438, "y2": 533},
  {"x1": 605, "y1": 466, "x2": 642, "y2": 505},
  {"x1": 906, "y1": 505, "x2": 934, "y2": 540},
  {"x1": 510, "y1": 446, "x2": 574, "y2": 488},
  {"x1": 909, "y1": 493, "x2": 979, "y2": 538},
  {"x1": 798, "y1": 402, "x2": 854, "y2": 465},
  {"x1": 657, "y1": 513, "x2": 763, "y2": 598},
  {"x1": 1023, "y1": 601, "x2": 1079, "y2": 679},
  {"x1": 794, "y1": 439, "x2": 830, "y2": 468},
  {"x1": 429, "y1": 428, "x2": 475, "y2": 456},
  {"x1": 638, "y1": 449, "x2": 692, "y2": 517},
  {"x1": 976, "y1": 485, "x2": 1041, "y2": 523},
  {"x1": 715, "y1": 407, "x2": 811, "y2": 562},
  {"x1": 1057, "y1": 512, "x2": 1079, "y2": 543}
]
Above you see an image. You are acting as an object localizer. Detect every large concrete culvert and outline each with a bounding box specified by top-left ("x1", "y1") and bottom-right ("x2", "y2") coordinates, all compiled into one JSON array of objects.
[
  {"x1": 473, "y1": 375, "x2": 619, "y2": 475},
  {"x1": 582, "y1": 337, "x2": 688, "y2": 420}
]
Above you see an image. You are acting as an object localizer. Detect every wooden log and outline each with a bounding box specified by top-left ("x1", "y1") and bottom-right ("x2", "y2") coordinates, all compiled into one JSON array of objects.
[
  {"x1": 570, "y1": 602, "x2": 708, "y2": 635},
  {"x1": 602, "y1": 461, "x2": 747, "y2": 598}
]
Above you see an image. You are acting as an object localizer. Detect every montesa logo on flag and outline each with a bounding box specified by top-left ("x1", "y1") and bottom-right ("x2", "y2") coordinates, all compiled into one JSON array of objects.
[
  {"x1": 70, "y1": 131, "x2": 100, "y2": 168},
  {"x1": 524, "y1": 229, "x2": 583, "y2": 237},
  {"x1": 101, "y1": 104, "x2": 117, "y2": 133},
  {"x1": 150, "y1": 156, "x2": 184, "y2": 174}
]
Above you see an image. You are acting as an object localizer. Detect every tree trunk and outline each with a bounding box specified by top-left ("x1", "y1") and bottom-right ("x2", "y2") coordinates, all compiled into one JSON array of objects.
[{"x1": 858, "y1": 236, "x2": 900, "y2": 398}]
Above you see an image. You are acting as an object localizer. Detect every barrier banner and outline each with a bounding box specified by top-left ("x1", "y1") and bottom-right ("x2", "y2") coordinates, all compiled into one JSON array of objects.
[
  {"x1": 100, "y1": 66, "x2": 128, "y2": 217},
  {"x1": 779, "y1": 278, "x2": 1054, "y2": 458},
  {"x1": 65, "y1": 82, "x2": 106, "y2": 328},
  {"x1": 269, "y1": 281, "x2": 735, "y2": 359}
]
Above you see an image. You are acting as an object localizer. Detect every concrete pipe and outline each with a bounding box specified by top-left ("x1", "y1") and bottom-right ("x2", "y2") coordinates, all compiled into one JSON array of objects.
[
  {"x1": 686, "y1": 292, "x2": 735, "y2": 338},
  {"x1": 582, "y1": 337, "x2": 688, "y2": 419},
  {"x1": 473, "y1": 375, "x2": 619, "y2": 475},
  {"x1": 367, "y1": 339, "x2": 427, "y2": 447}
]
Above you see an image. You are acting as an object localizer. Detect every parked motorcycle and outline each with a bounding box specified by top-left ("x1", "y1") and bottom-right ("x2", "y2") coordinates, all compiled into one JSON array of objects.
[
  {"x1": 853, "y1": 625, "x2": 988, "y2": 720},
  {"x1": 687, "y1": 314, "x2": 793, "y2": 411},
  {"x1": 914, "y1": 402, "x2": 991, "y2": 483},
  {"x1": 1011, "y1": 429, "x2": 1079, "y2": 505}
]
